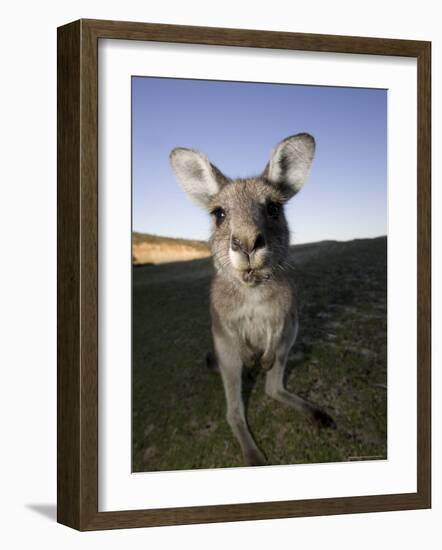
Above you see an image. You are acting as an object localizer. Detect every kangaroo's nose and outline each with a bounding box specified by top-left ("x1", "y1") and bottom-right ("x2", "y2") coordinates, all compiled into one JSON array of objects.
[
  {"x1": 231, "y1": 236, "x2": 242, "y2": 252},
  {"x1": 231, "y1": 234, "x2": 266, "y2": 255}
]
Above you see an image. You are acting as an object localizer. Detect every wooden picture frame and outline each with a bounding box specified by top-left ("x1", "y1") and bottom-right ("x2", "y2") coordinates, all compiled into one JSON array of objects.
[{"x1": 57, "y1": 18, "x2": 431, "y2": 531}]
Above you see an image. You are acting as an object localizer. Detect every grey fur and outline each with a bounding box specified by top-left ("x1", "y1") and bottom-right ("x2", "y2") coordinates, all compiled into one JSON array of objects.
[{"x1": 170, "y1": 133, "x2": 335, "y2": 467}]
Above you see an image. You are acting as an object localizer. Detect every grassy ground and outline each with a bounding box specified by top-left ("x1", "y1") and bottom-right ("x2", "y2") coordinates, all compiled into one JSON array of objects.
[{"x1": 132, "y1": 237, "x2": 387, "y2": 472}]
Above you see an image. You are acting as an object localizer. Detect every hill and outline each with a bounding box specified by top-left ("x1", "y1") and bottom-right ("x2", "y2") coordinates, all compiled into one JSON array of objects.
[{"x1": 132, "y1": 232, "x2": 210, "y2": 265}]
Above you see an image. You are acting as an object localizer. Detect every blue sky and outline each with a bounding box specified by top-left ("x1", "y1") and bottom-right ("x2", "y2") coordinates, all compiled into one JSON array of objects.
[{"x1": 132, "y1": 77, "x2": 387, "y2": 244}]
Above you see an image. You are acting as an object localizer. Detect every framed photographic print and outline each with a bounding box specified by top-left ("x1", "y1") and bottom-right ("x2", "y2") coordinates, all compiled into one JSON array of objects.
[{"x1": 57, "y1": 19, "x2": 431, "y2": 530}]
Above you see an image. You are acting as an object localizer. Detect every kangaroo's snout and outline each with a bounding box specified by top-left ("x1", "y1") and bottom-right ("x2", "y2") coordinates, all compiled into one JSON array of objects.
[
  {"x1": 231, "y1": 233, "x2": 266, "y2": 255},
  {"x1": 229, "y1": 224, "x2": 269, "y2": 278}
]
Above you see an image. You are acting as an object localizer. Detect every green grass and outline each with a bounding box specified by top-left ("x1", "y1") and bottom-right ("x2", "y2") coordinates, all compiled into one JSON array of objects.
[{"x1": 132, "y1": 237, "x2": 387, "y2": 472}]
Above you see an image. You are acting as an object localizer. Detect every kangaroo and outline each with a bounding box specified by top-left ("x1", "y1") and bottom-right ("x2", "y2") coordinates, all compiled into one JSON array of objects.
[{"x1": 170, "y1": 133, "x2": 335, "y2": 467}]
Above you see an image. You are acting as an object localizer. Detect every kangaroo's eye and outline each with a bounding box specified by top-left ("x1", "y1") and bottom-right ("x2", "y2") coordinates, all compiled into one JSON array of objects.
[
  {"x1": 211, "y1": 207, "x2": 226, "y2": 226},
  {"x1": 266, "y1": 201, "x2": 282, "y2": 218}
]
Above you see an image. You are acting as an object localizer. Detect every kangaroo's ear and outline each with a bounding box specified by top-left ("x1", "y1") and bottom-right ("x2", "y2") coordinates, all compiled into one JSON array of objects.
[
  {"x1": 170, "y1": 148, "x2": 227, "y2": 208},
  {"x1": 264, "y1": 133, "x2": 315, "y2": 199}
]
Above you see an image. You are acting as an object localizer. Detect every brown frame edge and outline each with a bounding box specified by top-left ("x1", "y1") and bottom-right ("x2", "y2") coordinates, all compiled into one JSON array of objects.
[{"x1": 57, "y1": 18, "x2": 431, "y2": 531}]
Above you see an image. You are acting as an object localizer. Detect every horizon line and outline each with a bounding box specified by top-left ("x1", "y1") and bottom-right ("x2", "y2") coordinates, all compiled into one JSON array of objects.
[{"x1": 132, "y1": 230, "x2": 387, "y2": 247}]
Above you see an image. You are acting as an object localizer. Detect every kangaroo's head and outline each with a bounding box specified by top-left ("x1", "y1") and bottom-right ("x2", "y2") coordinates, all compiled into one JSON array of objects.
[{"x1": 170, "y1": 134, "x2": 315, "y2": 286}]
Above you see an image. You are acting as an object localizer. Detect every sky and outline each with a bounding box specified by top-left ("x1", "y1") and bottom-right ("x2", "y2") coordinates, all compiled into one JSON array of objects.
[{"x1": 132, "y1": 77, "x2": 387, "y2": 244}]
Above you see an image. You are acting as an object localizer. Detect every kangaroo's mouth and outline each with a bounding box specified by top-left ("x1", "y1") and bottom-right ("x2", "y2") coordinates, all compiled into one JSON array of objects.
[{"x1": 241, "y1": 268, "x2": 271, "y2": 286}]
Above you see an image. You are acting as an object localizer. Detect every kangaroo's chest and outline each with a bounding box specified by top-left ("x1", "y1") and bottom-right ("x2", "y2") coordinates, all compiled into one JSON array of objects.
[
  {"x1": 211, "y1": 275, "x2": 296, "y2": 359},
  {"x1": 230, "y1": 293, "x2": 286, "y2": 353}
]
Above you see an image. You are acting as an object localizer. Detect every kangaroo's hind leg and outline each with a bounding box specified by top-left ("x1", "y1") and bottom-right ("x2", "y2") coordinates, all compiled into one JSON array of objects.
[
  {"x1": 214, "y1": 335, "x2": 266, "y2": 467},
  {"x1": 265, "y1": 351, "x2": 336, "y2": 429}
]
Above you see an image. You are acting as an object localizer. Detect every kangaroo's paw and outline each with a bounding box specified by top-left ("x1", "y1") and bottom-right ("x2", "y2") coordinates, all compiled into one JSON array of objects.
[
  {"x1": 312, "y1": 408, "x2": 337, "y2": 430},
  {"x1": 261, "y1": 351, "x2": 276, "y2": 371}
]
